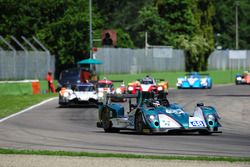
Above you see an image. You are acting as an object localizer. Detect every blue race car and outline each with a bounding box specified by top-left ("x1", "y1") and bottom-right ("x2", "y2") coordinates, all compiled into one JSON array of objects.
[
  {"x1": 176, "y1": 72, "x2": 212, "y2": 89},
  {"x1": 96, "y1": 92, "x2": 221, "y2": 135}
]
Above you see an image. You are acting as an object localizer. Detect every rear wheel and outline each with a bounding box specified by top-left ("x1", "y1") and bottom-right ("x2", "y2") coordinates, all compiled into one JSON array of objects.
[
  {"x1": 135, "y1": 112, "x2": 144, "y2": 134},
  {"x1": 101, "y1": 108, "x2": 111, "y2": 132},
  {"x1": 101, "y1": 108, "x2": 119, "y2": 133},
  {"x1": 208, "y1": 83, "x2": 212, "y2": 89}
]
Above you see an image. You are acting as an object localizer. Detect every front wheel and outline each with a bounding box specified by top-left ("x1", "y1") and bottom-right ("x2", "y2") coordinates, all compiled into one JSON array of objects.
[
  {"x1": 135, "y1": 112, "x2": 144, "y2": 134},
  {"x1": 208, "y1": 83, "x2": 212, "y2": 89},
  {"x1": 235, "y1": 81, "x2": 240, "y2": 85},
  {"x1": 101, "y1": 108, "x2": 111, "y2": 132}
]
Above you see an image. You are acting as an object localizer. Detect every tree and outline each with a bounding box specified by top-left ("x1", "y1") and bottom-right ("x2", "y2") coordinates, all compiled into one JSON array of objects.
[
  {"x1": 212, "y1": 0, "x2": 250, "y2": 49},
  {"x1": 174, "y1": 35, "x2": 212, "y2": 71},
  {"x1": 0, "y1": 0, "x2": 103, "y2": 77},
  {"x1": 132, "y1": 5, "x2": 170, "y2": 47},
  {"x1": 93, "y1": 0, "x2": 153, "y2": 47},
  {"x1": 115, "y1": 29, "x2": 134, "y2": 48}
]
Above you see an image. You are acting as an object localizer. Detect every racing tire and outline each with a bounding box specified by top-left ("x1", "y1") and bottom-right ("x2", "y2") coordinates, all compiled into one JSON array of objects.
[
  {"x1": 101, "y1": 108, "x2": 119, "y2": 133},
  {"x1": 208, "y1": 83, "x2": 212, "y2": 89},
  {"x1": 135, "y1": 112, "x2": 144, "y2": 134},
  {"x1": 198, "y1": 130, "x2": 212, "y2": 135}
]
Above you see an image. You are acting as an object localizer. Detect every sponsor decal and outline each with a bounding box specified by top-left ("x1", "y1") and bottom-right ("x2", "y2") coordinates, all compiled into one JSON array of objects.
[
  {"x1": 188, "y1": 78, "x2": 198, "y2": 85},
  {"x1": 165, "y1": 109, "x2": 184, "y2": 115},
  {"x1": 190, "y1": 121, "x2": 205, "y2": 127}
]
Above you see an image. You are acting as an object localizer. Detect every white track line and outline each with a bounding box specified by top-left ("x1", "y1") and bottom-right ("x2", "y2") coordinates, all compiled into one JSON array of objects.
[{"x1": 0, "y1": 97, "x2": 57, "y2": 123}]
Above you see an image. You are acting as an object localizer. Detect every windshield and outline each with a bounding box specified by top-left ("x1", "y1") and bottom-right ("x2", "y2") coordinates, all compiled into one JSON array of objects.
[
  {"x1": 77, "y1": 86, "x2": 95, "y2": 91},
  {"x1": 97, "y1": 83, "x2": 113, "y2": 88},
  {"x1": 141, "y1": 77, "x2": 154, "y2": 84},
  {"x1": 188, "y1": 75, "x2": 200, "y2": 79},
  {"x1": 60, "y1": 70, "x2": 79, "y2": 79}
]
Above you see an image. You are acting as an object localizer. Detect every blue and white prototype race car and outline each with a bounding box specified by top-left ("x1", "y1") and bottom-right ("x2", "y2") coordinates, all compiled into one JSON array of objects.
[
  {"x1": 97, "y1": 92, "x2": 221, "y2": 135},
  {"x1": 59, "y1": 82, "x2": 98, "y2": 106},
  {"x1": 176, "y1": 72, "x2": 212, "y2": 89}
]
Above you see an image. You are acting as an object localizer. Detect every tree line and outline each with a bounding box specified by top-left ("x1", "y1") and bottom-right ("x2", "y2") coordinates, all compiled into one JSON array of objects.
[{"x1": 0, "y1": 0, "x2": 249, "y2": 76}]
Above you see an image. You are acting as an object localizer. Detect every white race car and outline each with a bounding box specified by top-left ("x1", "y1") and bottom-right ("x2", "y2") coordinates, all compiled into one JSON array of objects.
[{"x1": 59, "y1": 83, "x2": 98, "y2": 106}]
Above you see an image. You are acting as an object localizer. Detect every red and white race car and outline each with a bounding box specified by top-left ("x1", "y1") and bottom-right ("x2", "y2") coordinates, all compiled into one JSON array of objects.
[
  {"x1": 96, "y1": 78, "x2": 126, "y2": 102},
  {"x1": 235, "y1": 71, "x2": 250, "y2": 85},
  {"x1": 127, "y1": 76, "x2": 169, "y2": 98}
]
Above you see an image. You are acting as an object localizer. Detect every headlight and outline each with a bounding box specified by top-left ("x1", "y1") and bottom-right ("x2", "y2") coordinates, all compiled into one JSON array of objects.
[
  {"x1": 116, "y1": 88, "x2": 122, "y2": 94},
  {"x1": 201, "y1": 78, "x2": 207, "y2": 84},
  {"x1": 236, "y1": 77, "x2": 242, "y2": 81},
  {"x1": 63, "y1": 92, "x2": 69, "y2": 97},
  {"x1": 128, "y1": 86, "x2": 133, "y2": 91},
  {"x1": 177, "y1": 79, "x2": 182, "y2": 84},
  {"x1": 157, "y1": 86, "x2": 163, "y2": 91},
  {"x1": 98, "y1": 92, "x2": 104, "y2": 97},
  {"x1": 207, "y1": 114, "x2": 215, "y2": 121},
  {"x1": 149, "y1": 115, "x2": 155, "y2": 120}
]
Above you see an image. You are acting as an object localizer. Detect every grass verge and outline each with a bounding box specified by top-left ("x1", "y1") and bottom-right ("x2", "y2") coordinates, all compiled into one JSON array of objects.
[
  {"x1": 0, "y1": 80, "x2": 56, "y2": 95},
  {"x1": 99, "y1": 70, "x2": 240, "y2": 87},
  {"x1": 0, "y1": 94, "x2": 57, "y2": 119},
  {"x1": 0, "y1": 148, "x2": 249, "y2": 162}
]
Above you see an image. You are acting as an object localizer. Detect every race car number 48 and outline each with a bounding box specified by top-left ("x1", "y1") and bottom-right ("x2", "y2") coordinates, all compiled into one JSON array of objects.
[{"x1": 190, "y1": 121, "x2": 205, "y2": 127}]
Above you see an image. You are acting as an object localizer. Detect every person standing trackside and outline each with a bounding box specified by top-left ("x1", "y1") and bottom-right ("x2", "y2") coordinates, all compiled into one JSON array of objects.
[
  {"x1": 102, "y1": 32, "x2": 113, "y2": 46},
  {"x1": 46, "y1": 71, "x2": 55, "y2": 93}
]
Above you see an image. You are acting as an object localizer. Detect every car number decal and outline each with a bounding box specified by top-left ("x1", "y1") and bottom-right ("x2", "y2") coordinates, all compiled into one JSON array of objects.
[{"x1": 190, "y1": 121, "x2": 205, "y2": 127}]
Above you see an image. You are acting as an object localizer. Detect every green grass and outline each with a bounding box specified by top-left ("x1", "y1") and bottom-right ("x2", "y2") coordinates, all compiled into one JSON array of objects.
[
  {"x1": 99, "y1": 70, "x2": 241, "y2": 88},
  {"x1": 0, "y1": 94, "x2": 57, "y2": 119},
  {"x1": 0, "y1": 148, "x2": 249, "y2": 162},
  {"x1": 0, "y1": 80, "x2": 57, "y2": 118},
  {"x1": 0, "y1": 80, "x2": 55, "y2": 95}
]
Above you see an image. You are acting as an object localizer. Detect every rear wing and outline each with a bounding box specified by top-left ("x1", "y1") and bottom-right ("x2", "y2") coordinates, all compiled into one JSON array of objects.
[
  {"x1": 101, "y1": 93, "x2": 138, "y2": 108},
  {"x1": 110, "y1": 80, "x2": 124, "y2": 83}
]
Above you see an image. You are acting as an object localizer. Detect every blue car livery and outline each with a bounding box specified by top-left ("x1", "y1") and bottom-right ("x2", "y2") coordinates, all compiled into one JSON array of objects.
[
  {"x1": 97, "y1": 92, "x2": 221, "y2": 135},
  {"x1": 176, "y1": 72, "x2": 212, "y2": 89}
]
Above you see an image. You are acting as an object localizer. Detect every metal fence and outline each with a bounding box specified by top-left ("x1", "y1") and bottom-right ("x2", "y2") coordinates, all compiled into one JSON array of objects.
[
  {"x1": 95, "y1": 47, "x2": 185, "y2": 74},
  {"x1": 208, "y1": 50, "x2": 250, "y2": 70},
  {"x1": 95, "y1": 48, "x2": 250, "y2": 74},
  {"x1": 1, "y1": 46, "x2": 249, "y2": 80},
  {"x1": 0, "y1": 50, "x2": 55, "y2": 80}
]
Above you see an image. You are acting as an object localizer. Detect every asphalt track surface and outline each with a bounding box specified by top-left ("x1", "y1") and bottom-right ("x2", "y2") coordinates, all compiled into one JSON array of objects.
[{"x1": 0, "y1": 85, "x2": 250, "y2": 157}]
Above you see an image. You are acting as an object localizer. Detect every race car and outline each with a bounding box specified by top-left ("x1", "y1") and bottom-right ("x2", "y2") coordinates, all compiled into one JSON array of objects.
[
  {"x1": 235, "y1": 71, "x2": 250, "y2": 85},
  {"x1": 57, "y1": 67, "x2": 92, "y2": 91},
  {"x1": 96, "y1": 78, "x2": 126, "y2": 102},
  {"x1": 127, "y1": 76, "x2": 168, "y2": 98},
  {"x1": 176, "y1": 72, "x2": 212, "y2": 89},
  {"x1": 97, "y1": 92, "x2": 221, "y2": 135},
  {"x1": 59, "y1": 82, "x2": 98, "y2": 106}
]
